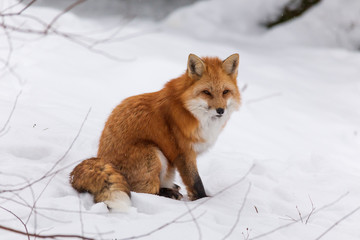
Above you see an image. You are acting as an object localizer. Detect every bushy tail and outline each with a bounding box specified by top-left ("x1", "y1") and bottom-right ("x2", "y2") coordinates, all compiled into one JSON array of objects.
[{"x1": 70, "y1": 157, "x2": 131, "y2": 212}]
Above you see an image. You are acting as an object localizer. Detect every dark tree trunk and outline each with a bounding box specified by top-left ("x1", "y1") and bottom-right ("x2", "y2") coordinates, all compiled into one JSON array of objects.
[{"x1": 265, "y1": 0, "x2": 322, "y2": 28}]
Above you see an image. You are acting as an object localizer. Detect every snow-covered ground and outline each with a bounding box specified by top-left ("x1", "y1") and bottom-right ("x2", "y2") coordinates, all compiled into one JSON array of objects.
[{"x1": 1, "y1": 0, "x2": 359, "y2": 239}]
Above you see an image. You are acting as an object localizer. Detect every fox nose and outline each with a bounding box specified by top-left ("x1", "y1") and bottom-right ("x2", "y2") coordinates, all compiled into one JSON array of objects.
[{"x1": 216, "y1": 108, "x2": 224, "y2": 115}]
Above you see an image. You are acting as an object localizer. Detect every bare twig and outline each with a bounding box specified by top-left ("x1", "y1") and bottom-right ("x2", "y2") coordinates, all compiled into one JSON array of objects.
[
  {"x1": 0, "y1": 206, "x2": 30, "y2": 240},
  {"x1": 0, "y1": 0, "x2": 36, "y2": 16},
  {"x1": 281, "y1": 215, "x2": 297, "y2": 222},
  {"x1": 0, "y1": 90, "x2": 22, "y2": 134},
  {"x1": 0, "y1": 171, "x2": 30, "y2": 187},
  {"x1": 175, "y1": 211, "x2": 207, "y2": 224},
  {"x1": 315, "y1": 205, "x2": 360, "y2": 240},
  {"x1": 296, "y1": 205, "x2": 303, "y2": 223},
  {"x1": 250, "y1": 192, "x2": 350, "y2": 239},
  {"x1": 184, "y1": 201, "x2": 202, "y2": 240},
  {"x1": 0, "y1": 195, "x2": 71, "y2": 223},
  {"x1": 222, "y1": 183, "x2": 252, "y2": 240},
  {"x1": 241, "y1": 84, "x2": 248, "y2": 92},
  {"x1": 305, "y1": 195, "x2": 315, "y2": 224},
  {"x1": 78, "y1": 193, "x2": 85, "y2": 238},
  {"x1": 280, "y1": 195, "x2": 316, "y2": 224},
  {"x1": 1, "y1": 16, "x2": 14, "y2": 68},
  {"x1": 1, "y1": 21, "x2": 131, "y2": 61},
  {"x1": 0, "y1": 0, "x2": 26, "y2": 14},
  {"x1": 26, "y1": 173, "x2": 57, "y2": 229},
  {"x1": 0, "y1": 107, "x2": 91, "y2": 193},
  {"x1": 242, "y1": 228, "x2": 251, "y2": 240},
  {"x1": 246, "y1": 92, "x2": 282, "y2": 105},
  {"x1": 0, "y1": 107, "x2": 92, "y2": 238},
  {"x1": 0, "y1": 61, "x2": 23, "y2": 84},
  {"x1": 95, "y1": 28, "x2": 160, "y2": 45},
  {"x1": 116, "y1": 164, "x2": 255, "y2": 240},
  {"x1": 89, "y1": 227, "x2": 114, "y2": 240},
  {"x1": 16, "y1": 0, "x2": 36, "y2": 15},
  {"x1": 0, "y1": 224, "x2": 95, "y2": 240},
  {"x1": 0, "y1": 0, "x2": 132, "y2": 63},
  {"x1": 44, "y1": 0, "x2": 86, "y2": 34},
  {"x1": 24, "y1": 178, "x2": 37, "y2": 234},
  {"x1": 0, "y1": 125, "x2": 10, "y2": 137}
]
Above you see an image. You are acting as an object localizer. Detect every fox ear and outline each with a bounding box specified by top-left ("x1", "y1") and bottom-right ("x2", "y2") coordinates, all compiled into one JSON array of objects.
[
  {"x1": 187, "y1": 54, "x2": 205, "y2": 79},
  {"x1": 222, "y1": 53, "x2": 239, "y2": 76}
]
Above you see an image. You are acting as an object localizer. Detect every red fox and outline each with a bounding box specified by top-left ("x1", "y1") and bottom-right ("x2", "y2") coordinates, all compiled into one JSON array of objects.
[{"x1": 70, "y1": 53, "x2": 241, "y2": 211}]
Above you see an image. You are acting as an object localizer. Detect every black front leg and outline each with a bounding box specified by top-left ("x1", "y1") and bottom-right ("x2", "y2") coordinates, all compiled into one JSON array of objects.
[
  {"x1": 192, "y1": 174, "x2": 207, "y2": 200},
  {"x1": 175, "y1": 152, "x2": 208, "y2": 201}
]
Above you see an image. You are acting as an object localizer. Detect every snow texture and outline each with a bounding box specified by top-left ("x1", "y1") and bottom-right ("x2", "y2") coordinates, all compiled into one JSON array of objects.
[{"x1": 1, "y1": 0, "x2": 360, "y2": 239}]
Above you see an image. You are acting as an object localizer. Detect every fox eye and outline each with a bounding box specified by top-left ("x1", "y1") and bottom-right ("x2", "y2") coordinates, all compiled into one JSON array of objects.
[
  {"x1": 202, "y1": 90, "x2": 212, "y2": 96},
  {"x1": 223, "y1": 90, "x2": 230, "y2": 95}
]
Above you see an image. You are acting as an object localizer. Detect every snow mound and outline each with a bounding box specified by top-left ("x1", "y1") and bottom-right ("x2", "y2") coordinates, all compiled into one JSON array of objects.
[{"x1": 164, "y1": 0, "x2": 360, "y2": 50}]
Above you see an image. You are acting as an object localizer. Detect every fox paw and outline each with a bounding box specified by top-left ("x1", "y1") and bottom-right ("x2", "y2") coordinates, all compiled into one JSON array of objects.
[{"x1": 159, "y1": 187, "x2": 183, "y2": 200}]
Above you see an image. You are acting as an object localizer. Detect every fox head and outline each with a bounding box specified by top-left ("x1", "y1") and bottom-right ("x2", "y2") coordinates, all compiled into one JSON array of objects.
[{"x1": 182, "y1": 53, "x2": 241, "y2": 122}]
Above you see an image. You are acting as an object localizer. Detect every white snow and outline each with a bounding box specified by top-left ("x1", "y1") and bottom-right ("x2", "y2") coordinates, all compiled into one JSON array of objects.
[{"x1": 1, "y1": 0, "x2": 360, "y2": 239}]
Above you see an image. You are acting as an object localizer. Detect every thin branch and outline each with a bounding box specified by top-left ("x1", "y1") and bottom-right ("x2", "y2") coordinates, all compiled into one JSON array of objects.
[
  {"x1": 95, "y1": 28, "x2": 160, "y2": 45},
  {"x1": 78, "y1": 193, "x2": 85, "y2": 238},
  {"x1": 241, "y1": 84, "x2": 248, "y2": 92},
  {"x1": 0, "y1": 195, "x2": 71, "y2": 223},
  {"x1": 117, "y1": 164, "x2": 255, "y2": 240},
  {"x1": 85, "y1": 228, "x2": 114, "y2": 240},
  {"x1": 175, "y1": 211, "x2": 207, "y2": 224},
  {"x1": 44, "y1": 0, "x2": 86, "y2": 34},
  {"x1": 246, "y1": 92, "x2": 282, "y2": 105},
  {"x1": 315, "y1": 205, "x2": 360, "y2": 240},
  {"x1": 281, "y1": 215, "x2": 297, "y2": 222},
  {"x1": 0, "y1": 0, "x2": 35, "y2": 16},
  {"x1": 0, "y1": 206, "x2": 30, "y2": 240},
  {"x1": 250, "y1": 192, "x2": 350, "y2": 239},
  {"x1": 0, "y1": 171, "x2": 30, "y2": 187},
  {"x1": 0, "y1": 90, "x2": 22, "y2": 134},
  {"x1": 222, "y1": 183, "x2": 252, "y2": 240},
  {"x1": 0, "y1": 125, "x2": 10, "y2": 137},
  {"x1": 1, "y1": 16, "x2": 14, "y2": 68},
  {"x1": 242, "y1": 228, "x2": 251, "y2": 240},
  {"x1": 280, "y1": 195, "x2": 316, "y2": 224},
  {"x1": 24, "y1": 178, "x2": 37, "y2": 233},
  {"x1": 41, "y1": 107, "x2": 91, "y2": 176},
  {"x1": 0, "y1": 0, "x2": 26, "y2": 15},
  {"x1": 0, "y1": 1, "x2": 131, "y2": 62},
  {"x1": 0, "y1": 107, "x2": 91, "y2": 193},
  {"x1": 184, "y1": 201, "x2": 202, "y2": 240},
  {"x1": 305, "y1": 195, "x2": 315, "y2": 224},
  {"x1": 0, "y1": 224, "x2": 95, "y2": 240},
  {"x1": 89, "y1": 227, "x2": 114, "y2": 240},
  {"x1": 0, "y1": 61, "x2": 23, "y2": 84},
  {"x1": 26, "y1": 173, "x2": 57, "y2": 228},
  {"x1": 17, "y1": 0, "x2": 37, "y2": 15},
  {"x1": 296, "y1": 205, "x2": 303, "y2": 223}
]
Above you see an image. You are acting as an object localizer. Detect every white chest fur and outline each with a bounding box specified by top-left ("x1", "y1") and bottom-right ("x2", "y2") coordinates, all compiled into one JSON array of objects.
[
  {"x1": 192, "y1": 111, "x2": 230, "y2": 154},
  {"x1": 186, "y1": 98, "x2": 236, "y2": 155}
]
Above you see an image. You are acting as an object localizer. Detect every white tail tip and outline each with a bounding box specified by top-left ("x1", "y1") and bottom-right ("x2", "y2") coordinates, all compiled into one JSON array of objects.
[{"x1": 104, "y1": 191, "x2": 131, "y2": 212}]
